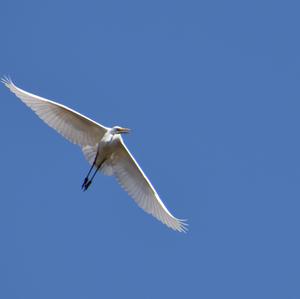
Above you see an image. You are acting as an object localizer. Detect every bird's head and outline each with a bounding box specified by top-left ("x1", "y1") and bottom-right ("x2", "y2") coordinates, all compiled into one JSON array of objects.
[{"x1": 111, "y1": 126, "x2": 131, "y2": 135}]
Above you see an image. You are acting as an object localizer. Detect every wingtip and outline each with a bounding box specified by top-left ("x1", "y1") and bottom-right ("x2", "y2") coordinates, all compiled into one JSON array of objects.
[
  {"x1": 177, "y1": 219, "x2": 188, "y2": 233},
  {"x1": 1, "y1": 75, "x2": 13, "y2": 87},
  {"x1": 169, "y1": 217, "x2": 188, "y2": 233}
]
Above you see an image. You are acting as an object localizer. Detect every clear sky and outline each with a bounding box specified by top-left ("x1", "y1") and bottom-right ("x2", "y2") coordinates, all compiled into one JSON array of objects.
[{"x1": 0, "y1": 1, "x2": 299, "y2": 298}]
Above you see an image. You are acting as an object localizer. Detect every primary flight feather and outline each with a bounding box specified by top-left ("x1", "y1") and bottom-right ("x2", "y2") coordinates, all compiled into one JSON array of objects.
[{"x1": 2, "y1": 77, "x2": 187, "y2": 232}]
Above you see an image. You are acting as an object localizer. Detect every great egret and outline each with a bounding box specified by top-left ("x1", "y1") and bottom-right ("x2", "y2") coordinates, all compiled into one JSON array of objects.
[{"x1": 2, "y1": 77, "x2": 187, "y2": 232}]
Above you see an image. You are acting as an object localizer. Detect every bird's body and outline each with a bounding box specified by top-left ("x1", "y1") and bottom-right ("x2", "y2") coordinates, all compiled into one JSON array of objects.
[
  {"x1": 2, "y1": 77, "x2": 187, "y2": 232},
  {"x1": 93, "y1": 130, "x2": 119, "y2": 173}
]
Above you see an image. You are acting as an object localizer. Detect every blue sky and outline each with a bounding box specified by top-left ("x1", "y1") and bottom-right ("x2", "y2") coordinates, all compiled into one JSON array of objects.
[{"x1": 0, "y1": 0, "x2": 299, "y2": 298}]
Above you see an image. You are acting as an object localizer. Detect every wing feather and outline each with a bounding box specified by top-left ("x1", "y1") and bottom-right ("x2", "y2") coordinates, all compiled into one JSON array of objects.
[
  {"x1": 112, "y1": 139, "x2": 187, "y2": 232},
  {"x1": 2, "y1": 77, "x2": 108, "y2": 146}
]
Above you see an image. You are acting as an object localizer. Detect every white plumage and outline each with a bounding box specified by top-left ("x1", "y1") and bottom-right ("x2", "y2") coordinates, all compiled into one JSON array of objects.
[{"x1": 2, "y1": 77, "x2": 187, "y2": 232}]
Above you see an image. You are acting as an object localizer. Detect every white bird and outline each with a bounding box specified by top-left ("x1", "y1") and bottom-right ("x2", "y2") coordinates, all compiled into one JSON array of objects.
[{"x1": 2, "y1": 77, "x2": 187, "y2": 232}]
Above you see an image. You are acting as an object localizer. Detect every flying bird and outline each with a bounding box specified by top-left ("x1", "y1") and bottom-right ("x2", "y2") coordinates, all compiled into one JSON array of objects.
[{"x1": 2, "y1": 77, "x2": 187, "y2": 232}]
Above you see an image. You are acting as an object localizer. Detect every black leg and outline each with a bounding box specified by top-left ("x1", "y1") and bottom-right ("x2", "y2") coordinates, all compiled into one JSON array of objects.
[
  {"x1": 82, "y1": 159, "x2": 105, "y2": 191},
  {"x1": 82, "y1": 151, "x2": 99, "y2": 190}
]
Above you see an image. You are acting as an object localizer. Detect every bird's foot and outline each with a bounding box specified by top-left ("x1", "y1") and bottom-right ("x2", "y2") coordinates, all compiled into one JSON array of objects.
[
  {"x1": 82, "y1": 178, "x2": 92, "y2": 191},
  {"x1": 81, "y1": 177, "x2": 89, "y2": 189}
]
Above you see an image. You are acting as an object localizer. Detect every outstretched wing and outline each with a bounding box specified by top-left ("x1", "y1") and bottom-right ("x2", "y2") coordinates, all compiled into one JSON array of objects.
[
  {"x1": 2, "y1": 77, "x2": 108, "y2": 146},
  {"x1": 112, "y1": 138, "x2": 187, "y2": 232}
]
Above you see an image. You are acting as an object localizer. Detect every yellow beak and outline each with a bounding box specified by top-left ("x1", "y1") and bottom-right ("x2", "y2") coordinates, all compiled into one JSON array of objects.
[{"x1": 118, "y1": 127, "x2": 131, "y2": 134}]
